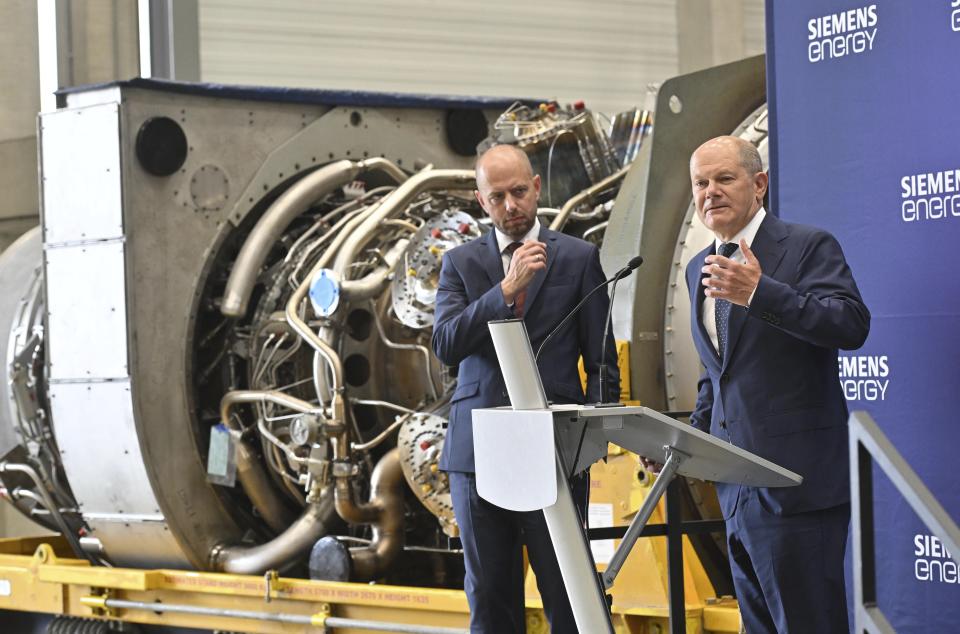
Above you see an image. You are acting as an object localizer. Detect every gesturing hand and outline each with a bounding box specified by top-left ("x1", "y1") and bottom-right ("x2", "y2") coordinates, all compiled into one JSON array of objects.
[
  {"x1": 501, "y1": 240, "x2": 547, "y2": 304},
  {"x1": 702, "y1": 239, "x2": 762, "y2": 307}
]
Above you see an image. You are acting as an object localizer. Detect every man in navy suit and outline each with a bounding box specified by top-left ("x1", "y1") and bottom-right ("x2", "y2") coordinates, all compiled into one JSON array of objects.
[
  {"x1": 684, "y1": 136, "x2": 870, "y2": 632},
  {"x1": 432, "y1": 144, "x2": 620, "y2": 633}
]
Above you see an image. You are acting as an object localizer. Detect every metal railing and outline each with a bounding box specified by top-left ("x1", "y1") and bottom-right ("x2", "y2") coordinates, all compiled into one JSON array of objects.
[{"x1": 849, "y1": 411, "x2": 960, "y2": 633}]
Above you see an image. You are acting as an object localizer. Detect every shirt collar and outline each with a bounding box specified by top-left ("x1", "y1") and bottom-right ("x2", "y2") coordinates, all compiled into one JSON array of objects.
[
  {"x1": 715, "y1": 207, "x2": 766, "y2": 253},
  {"x1": 495, "y1": 217, "x2": 541, "y2": 253}
]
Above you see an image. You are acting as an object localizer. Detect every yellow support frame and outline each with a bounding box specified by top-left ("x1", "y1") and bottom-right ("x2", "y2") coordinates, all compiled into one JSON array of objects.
[{"x1": 0, "y1": 532, "x2": 739, "y2": 633}]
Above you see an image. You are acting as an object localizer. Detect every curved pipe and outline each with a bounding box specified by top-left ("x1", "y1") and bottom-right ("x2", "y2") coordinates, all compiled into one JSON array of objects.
[
  {"x1": 210, "y1": 490, "x2": 336, "y2": 575},
  {"x1": 282, "y1": 205, "x2": 377, "y2": 411},
  {"x1": 222, "y1": 158, "x2": 406, "y2": 317},
  {"x1": 338, "y1": 238, "x2": 410, "y2": 302},
  {"x1": 548, "y1": 164, "x2": 630, "y2": 231},
  {"x1": 331, "y1": 169, "x2": 475, "y2": 277},
  {"x1": 334, "y1": 449, "x2": 405, "y2": 580},
  {"x1": 220, "y1": 390, "x2": 323, "y2": 533},
  {"x1": 0, "y1": 461, "x2": 87, "y2": 560},
  {"x1": 285, "y1": 170, "x2": 471, "y2": 416}
]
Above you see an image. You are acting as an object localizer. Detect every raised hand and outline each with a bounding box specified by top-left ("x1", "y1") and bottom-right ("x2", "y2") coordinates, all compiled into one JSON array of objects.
[{"x1": 702, "y1": 238, "x2": 762, "y2": 307}]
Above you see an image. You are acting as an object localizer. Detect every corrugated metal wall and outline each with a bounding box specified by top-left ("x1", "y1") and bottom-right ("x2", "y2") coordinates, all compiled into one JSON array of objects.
[
  {"x1": 198, "y1": 0, "x2": 702, "y2": 115},
  {"x1": 743, "y1": 0, "x2": 766, "y2": 58}
]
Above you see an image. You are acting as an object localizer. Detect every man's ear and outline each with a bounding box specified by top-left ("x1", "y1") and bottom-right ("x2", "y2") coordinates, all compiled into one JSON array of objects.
[
  {"x1": 474, "y1": 189, "x2": 486, "y2": 213},
  {"x1": 532, "y1": 174, "x2": 541, "y2": 200},
  {"x1": 756, "y1": 171, "x2": 769, "y2": 202}
]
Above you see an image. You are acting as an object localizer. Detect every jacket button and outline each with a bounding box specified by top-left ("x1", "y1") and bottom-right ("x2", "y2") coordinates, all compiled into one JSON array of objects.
[
  {"x1": 719, "y1": 420, "x2": 727, "y2": 429},
  {"x1": 720, "y1": 373, "x2": 730, "y2": 384}
]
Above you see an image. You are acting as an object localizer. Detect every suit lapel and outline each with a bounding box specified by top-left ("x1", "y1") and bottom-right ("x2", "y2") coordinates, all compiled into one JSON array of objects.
[
  {"x1": 722, "y1": 214, "x2": 788, "y2": 368},
  {"x1": 480, "y1": 231, "x2": 506, "y2": 287},
  {"x1": 522, "y1": 227, "x2": 557, "y2": 317},
  {"x1": 693, "y1": 243, "x2": 721, "y2": 364}
]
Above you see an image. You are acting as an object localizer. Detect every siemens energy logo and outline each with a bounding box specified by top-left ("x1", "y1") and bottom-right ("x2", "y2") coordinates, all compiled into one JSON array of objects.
[
  {"x1": 953, "y1": 0, "x2": 960, "y2": 32},
  {"x1": 838, "y1": 354, "x2": 888, "y2": 401},
  {"x1": 807, "y1": 5, "x2": 878, "y2": 63},
  {"x1": 914, "y1": 534, "x2": 958, "y2": 584},
  {"x1": 901, "y1": 168, "x2": 960, "y2": 223}
]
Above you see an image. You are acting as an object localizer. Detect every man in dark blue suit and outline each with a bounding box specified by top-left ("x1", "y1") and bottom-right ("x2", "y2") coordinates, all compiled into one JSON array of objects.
[
  {"x1": 685, "y1": 136, "x2": 870, "y2": 632},
  {"x1": 432, "y1": 144, "x2": 619, "y2": 633}
]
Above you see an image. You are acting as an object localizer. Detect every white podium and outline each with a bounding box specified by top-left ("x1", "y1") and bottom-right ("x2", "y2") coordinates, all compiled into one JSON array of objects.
[{"x1": 473, "y1": 319, "x2": 802, "y2": 633}]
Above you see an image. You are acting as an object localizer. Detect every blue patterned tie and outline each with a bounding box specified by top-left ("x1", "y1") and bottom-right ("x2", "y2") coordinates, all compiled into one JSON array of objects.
[{"x1": 714, "y1": 242, "x2": 739, "y2": 359}]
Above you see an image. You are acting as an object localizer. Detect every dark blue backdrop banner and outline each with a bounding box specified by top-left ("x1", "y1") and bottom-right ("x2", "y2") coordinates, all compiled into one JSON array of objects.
[{"x1": 766, "y1": 0, "x2": 960, "y2": 630}]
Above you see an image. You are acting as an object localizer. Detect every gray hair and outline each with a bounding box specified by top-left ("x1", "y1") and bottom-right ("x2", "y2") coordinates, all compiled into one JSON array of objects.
[{"x1": 738, "y1": 142, "x2": 763, "y2": 176}]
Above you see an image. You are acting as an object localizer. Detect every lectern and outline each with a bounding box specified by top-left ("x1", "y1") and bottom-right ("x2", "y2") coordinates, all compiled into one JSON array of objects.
[{"x1": 472, "y1": 319, "x2": 802, "y2": 633}]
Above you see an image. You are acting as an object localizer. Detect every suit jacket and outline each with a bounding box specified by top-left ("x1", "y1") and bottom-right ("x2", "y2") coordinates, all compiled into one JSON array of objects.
[
  {"x1": 432, "y1": 225, "x2": 620, "y2": 473},
  {"x1": 685, "y1": 213, "x2": 870, "y2": 517}
]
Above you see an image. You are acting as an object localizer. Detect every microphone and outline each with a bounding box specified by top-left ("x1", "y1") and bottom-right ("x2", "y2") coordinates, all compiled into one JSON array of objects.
[{"x1": 534, "y1": 256, "x2": 643, "y2": 369}]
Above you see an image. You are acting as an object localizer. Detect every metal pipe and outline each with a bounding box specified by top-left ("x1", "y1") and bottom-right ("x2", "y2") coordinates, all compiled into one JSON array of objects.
[
  {"x1": 332, "y1": 169, "x2": 475, "y2": 277},
  {"x1": 0, "y1": 461, "x2": 87, "y2": 560},
  {"x1": 283, "y1": 192, "x2": 383, "y2": 407},
  {"x1": 602, "y1": 447, "x2": 687, "y2": 588},
  {"x1": 222, "y1": 158, "x2": 406, "y2": 317},
  {"x1": 334, "y1": 449, "x2": 406, "y2": 580},
  {"x1": 220, "y1": 390, "x2": 323, "y2": 533},
  {"x1": 10, "y1": 487, "x2": 77, "y2": 516},
  {"x1": 283, "y1": 204, "x2": 370, "y2": 415},
  {"x1": 339, "y1": 238, "x2": 410, "y2": 302},
  {"x1": 548, "y1": 165, "x2": 630, "y2": 232},
  {"x1": 86, "y1": 595, "x2": 468, "y2": 634},
  {"x1": 351, "y1": 412, "x2": 412, "y2": 453},
  {"x1": 283, "y1": 185, "x2": 398, "y2": 265},
  {"x1": 210, "y1": 490, "x2": 336, "y2": 575},
  {"x1": 370, "y1": 300, "x2": 437, "y2": 401}
]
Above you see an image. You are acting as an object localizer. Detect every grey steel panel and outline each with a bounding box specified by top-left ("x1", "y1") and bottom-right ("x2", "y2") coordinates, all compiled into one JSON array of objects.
[
  {"x1": 45, "y1": 240, "x2": 129, "y2": 380},
  {"x1": 40, "y1": 104, "x2": 124, "y2": 244},
  {"x1": 84, "y1": 515, "x2": 189, "y2": 568},
  {"x1": 48, "y1": 380, "x2": 164, "y2": 517}
]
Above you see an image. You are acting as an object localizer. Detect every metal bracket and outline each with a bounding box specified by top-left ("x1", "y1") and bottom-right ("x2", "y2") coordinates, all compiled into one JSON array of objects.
[
  {"x1": 602, "y1": 445, "x2": 688, "y2": 589},
  {"x1": 263, "y1": 569, "x2": 278, "y2": 603}
]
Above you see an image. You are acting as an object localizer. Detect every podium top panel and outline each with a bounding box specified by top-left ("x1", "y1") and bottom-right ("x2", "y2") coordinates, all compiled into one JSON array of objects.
[{"x1": 566, "y1": 406, "x2": 802, "y2": 488}]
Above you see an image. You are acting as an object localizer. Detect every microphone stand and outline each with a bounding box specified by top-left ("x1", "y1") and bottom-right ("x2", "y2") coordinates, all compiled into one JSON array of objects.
[{"x1": 598, "y1": 267, "x2": 628, "y2": 405}]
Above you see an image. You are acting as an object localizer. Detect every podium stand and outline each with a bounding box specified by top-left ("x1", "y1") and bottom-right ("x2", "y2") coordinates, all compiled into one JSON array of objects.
[{"x1": 473, "y1": 320, "x2": 802, "y2": 633}]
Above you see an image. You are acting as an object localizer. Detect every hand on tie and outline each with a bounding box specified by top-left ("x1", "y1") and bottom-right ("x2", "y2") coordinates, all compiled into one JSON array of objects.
[
  {"x1": 501, "y1": 240, "x2": 547, "y2": 306},
  {"x1": 701, "y1": 239, "x2": 762, "y2": 307}
]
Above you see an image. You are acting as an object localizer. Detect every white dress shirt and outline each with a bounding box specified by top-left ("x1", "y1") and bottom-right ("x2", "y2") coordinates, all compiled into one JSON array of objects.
[
  {"x1": 702, "y1": 207, "x2": 766, "y2": 354},
  {"x1": 494, "y1": 218, "x2": 541, "y2": 276}
]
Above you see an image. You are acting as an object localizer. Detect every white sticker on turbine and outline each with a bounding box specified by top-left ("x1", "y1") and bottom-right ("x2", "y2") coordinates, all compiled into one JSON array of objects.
[
  {"x1": 0, "y1": 579, "x2": 11, "y2": 596},
  {"x1": 589, "y1": 503, "x2": 615, "y2": 563}
]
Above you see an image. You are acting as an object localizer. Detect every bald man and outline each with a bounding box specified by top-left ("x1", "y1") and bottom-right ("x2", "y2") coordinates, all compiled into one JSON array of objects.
[
  {"x1": 432, "y1": 145, "x2": 620, "y2": 632},
  {"x1": 685, "y1": 136, "x2": 870, "y2": 632}
]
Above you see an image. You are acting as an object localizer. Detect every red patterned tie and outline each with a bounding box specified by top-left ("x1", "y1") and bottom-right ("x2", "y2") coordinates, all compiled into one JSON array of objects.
[{"x1": 504, "y1": 241, "x2": 527, "y2": 317}]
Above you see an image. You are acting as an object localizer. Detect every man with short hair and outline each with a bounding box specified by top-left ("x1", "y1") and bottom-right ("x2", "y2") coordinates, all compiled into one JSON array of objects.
[
  {"x1": 685, "y1": 135, "x2": 870, "y2": 632},
  {"x1": 432, "y1": 144, "x2": 619, "y2": 633}
]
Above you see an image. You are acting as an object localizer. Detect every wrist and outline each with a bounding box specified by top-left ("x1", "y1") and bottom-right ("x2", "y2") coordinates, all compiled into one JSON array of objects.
[{"x1": 500, "y1": 280, "x2": 516, "y2": 304}]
